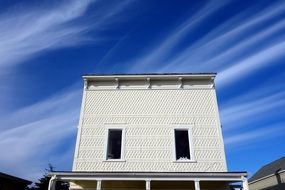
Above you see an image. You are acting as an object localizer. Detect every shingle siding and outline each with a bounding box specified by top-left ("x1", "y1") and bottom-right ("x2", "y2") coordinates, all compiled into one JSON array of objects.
[{"x1": 73, "y1": 84, "x2": 227, "y2": 172}]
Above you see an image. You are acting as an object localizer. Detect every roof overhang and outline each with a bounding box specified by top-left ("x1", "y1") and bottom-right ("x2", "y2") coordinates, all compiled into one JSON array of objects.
[
  {"x1": 49, "y1": 171, "x2": 247, "y2": 182},
  {"x1": 82, "y1": 73, "x2": 217, "y2": 81}
]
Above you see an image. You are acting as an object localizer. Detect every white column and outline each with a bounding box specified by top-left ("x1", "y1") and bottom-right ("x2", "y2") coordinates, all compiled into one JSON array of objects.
[
  {"x1": 48, "y1": 176, "x2": 56, "y2": 190},
  {"x1": 145, "y1": 180, "x2": 151, "y2": 190},
  {"x1": 194, "y1": 180, "x2": 200, "y2": 190},
  {"x1": 96, "y1": 180, "x2": 102, "y2": 190},
  {"x1": 242, "y1": 177, "x2": 249, "y2": 190}
]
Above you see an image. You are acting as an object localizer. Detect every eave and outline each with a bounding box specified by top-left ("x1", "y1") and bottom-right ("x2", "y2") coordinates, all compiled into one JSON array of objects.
[
  {"x1": 82, "y1": 73, "x2": 217, "y2": 81},
  {"x1": 49, "y1": 171, "x2": 247, "y2": 182}
]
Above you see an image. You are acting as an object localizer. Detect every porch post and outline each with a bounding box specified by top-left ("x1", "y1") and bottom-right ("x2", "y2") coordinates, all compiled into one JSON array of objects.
[
  {"x1": 242, "y1": 176, "x2": 249, "y2": 190},
  {"x1": 145, "y1": 180, "x2": 151, "y2": 190},
  {"x1": 96, "y1": 180, "x2": 102, "y2": 190},
  {"x1": 48, "y1": 176, "x2": 56, "y2": 190},
  {"x1": 194, "y1": 180, "x2": 200, "y2": 190}
]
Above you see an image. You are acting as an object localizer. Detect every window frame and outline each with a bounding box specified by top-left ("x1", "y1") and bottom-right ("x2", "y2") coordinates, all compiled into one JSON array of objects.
[
  {"x1": 104, "y1": 125, "x2": 126, "y2": 162},
  {"x1": 172, "y1": 126, "x2": 196, "y2": 162}
]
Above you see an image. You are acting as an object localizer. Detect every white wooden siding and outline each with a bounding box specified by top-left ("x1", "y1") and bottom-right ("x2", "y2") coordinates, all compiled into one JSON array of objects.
[{"x1": 73, "y1": 80, "x2": 227, "y2": 172}]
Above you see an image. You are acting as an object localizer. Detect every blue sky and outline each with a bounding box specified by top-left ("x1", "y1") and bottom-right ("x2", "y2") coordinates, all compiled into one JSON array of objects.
[{"x1": 0, "y1": 0, "x2": 285, "y2": 181}]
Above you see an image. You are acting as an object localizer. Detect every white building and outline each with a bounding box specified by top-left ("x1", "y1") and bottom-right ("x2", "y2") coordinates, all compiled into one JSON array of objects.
[{"x1": 49, "y1": 73, "x2": 248, "y2": 190}]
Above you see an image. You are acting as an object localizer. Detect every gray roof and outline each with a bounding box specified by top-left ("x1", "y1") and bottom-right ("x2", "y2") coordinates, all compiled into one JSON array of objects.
[{"x1": 249, "y1": 156, "x2": 285, "y2": 182}]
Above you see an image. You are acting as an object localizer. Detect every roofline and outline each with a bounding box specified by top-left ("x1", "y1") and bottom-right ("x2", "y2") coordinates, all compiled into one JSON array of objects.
[
  {"x1": 249, "y1": 156, "x2": 285, "y2": 183},
  {"x1": 48, "y1": 171, "x2": 247, "y2": 182},
  {"x1": 49, "y1": 171, "x2": 246, "y2": 175},
  {"x1": 0, "y1": 172, "x2": 32, "y2": 184},
  {"x1": 82, "y1": 73, "x2": 217, "y2": 80},
  {"x1": 83, "y1": 73, "x2": 217, "y2": 76}
]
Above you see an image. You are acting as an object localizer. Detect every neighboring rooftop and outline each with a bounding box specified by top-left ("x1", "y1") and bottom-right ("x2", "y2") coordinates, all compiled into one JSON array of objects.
[
  {"x1": 249, "y1": 156, "x2": 285, "y2": 182},
  {"x1": 0, "y1": 172, "x2": 32, "y2": 184}
]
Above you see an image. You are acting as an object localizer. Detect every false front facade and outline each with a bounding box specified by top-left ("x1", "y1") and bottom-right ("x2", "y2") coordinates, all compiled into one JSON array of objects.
[{"x1": 49, "y1": 73, "x2": 248, "y2": 190}]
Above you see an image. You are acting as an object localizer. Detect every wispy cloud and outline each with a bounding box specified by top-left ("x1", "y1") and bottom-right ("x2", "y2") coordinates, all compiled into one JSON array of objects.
[
  {"x1": 125, "y1": 0, "x2": 285, "y2": 83},
  {"x1": 216, "y1": 40, "x2": 285, "y2": 86},
  {"x1": 0, "y1": 84, "x2": 81, "y2": 130},
  {"x1": 220, "y1": 91, "x2": 285, "y2": 129},
  {"x1": 0, "y1": 0, "x2": 135, "y2": 180},
  {"x1": 0, "y1": 1, "x2": 91, "y2": 178},
  {"x1": 161, "y1": 1, "x2": 285, "y2": 74},
  {"x1": 200, "y1": 18, "x2": 285, "y2": 71},
  {"x1": 0, "y1": 0, "x2": 93, "y2": 69},
  {"x1": 127, "y1": 0, "x2": 228, "y2": 72},
  {"x1": 0, "y1": 0, "x2": 133, "y2": 71},
  {"x1": 219, "y1": 70, "x2": 285, "y2": 154},
  {"x1": 224, "y1": 122, "x2": 285, "y2": 147},
  {"x1": 0, "y1": 86, "x2": 81, "y2": 180}
]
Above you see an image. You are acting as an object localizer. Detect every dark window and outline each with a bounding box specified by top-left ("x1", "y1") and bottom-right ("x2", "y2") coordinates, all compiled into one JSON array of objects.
[
  {"x1": 107, "y1": 129, "x2": 122, "y2": 159},
  {"x1": 175, "y1": 130, "x2": 190, "y2": 160}
]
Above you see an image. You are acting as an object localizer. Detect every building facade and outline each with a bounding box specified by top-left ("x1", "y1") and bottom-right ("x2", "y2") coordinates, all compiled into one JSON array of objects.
[{"x1": 49, "y1": 73, "x2": 248, "y2": 190}]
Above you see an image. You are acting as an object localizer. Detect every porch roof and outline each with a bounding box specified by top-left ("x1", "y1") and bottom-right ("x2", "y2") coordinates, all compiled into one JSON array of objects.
[{"x1": 48, "y1": 171, "x2": 247, "y2": 182}]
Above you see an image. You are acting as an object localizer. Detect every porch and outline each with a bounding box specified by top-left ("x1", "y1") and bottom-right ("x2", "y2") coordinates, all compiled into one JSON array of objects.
[{"x1": 48, "y1": 172, "x2": 248, "y2": 190}]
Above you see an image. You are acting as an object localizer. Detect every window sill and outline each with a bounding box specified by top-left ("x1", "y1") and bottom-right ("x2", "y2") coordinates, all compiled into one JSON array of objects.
[
  {"x1": 103, "y1": 159, "x2": 126, "y2": 162},
  {"x1": 172, "y1": 160, "x2": 197, "y2": 163}
]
